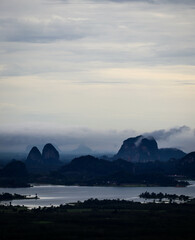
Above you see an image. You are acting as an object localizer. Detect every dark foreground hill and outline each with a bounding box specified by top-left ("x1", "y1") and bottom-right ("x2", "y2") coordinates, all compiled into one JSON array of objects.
[
  {"x1": 0, "y1": 138, "x2": 193, "y2": 187},
  {"x1": 1, "y1": 152, "x2": 195, "y2": 187},
  {"x1": 0, "y1": 160, "x2": 29, "y2": 187},
  {"x1": 47, "y1": 155, "x2": 185, "y2": 187},
  {"x1": 59, "y1": 155, "x2": 125, "y2": 176},
  {"x1": 1, "y1": 200, "x2": 195, "y2": 240}
]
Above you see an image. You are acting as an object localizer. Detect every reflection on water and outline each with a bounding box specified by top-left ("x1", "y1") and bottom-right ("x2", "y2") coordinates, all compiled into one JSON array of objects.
[{"x1": 0, "y1": 181, "x2": 195, "y2": 208}]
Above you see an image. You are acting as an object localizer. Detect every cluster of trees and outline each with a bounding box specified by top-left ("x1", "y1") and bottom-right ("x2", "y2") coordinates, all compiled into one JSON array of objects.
[{"x1": 139, "y1": 191, "x2": 190, "y2": 202}]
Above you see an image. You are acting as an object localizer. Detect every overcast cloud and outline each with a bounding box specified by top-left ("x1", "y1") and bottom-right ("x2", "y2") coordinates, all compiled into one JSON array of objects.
[{"x1": 0, "y1": 0, "x2": 194, "y2": 153}]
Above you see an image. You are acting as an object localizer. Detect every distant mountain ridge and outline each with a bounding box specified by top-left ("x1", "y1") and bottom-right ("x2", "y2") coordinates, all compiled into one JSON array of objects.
[
  {"x1": 50, "y1": 155, "x2": 185, "y2": 187},
  {"x1": 25, "y1": 136, "x2": 186, "y2": 174},
  {"x1": 69, "y1": 144, "x2": 94, "y2": 155},
  {"x1": 1, "y1": 145, "x2": 194, "y2": 187},
  {"x1": 114, "y1": 135, "x2": 186, "y2": 162}
]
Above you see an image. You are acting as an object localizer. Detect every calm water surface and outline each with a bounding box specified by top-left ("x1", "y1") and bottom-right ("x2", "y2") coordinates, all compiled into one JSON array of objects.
[{"x1": 1, "y1": 182, "x2": 195, "y2": 208}]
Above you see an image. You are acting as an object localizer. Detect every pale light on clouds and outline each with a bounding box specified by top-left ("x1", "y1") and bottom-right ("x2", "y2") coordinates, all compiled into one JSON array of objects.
[{"x1": 0, "y1": 0, "x2": 194, "y2": 153}]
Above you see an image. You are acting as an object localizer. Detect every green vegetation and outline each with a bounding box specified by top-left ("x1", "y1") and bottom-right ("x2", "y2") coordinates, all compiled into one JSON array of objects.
[{"x1": 0, "y1": 199, "x2": 195, "y2": 240}]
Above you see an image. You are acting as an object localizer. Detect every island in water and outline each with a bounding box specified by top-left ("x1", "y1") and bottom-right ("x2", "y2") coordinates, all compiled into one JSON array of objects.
[{"x1": 0, "y1": 192, "x2": 39, "y2": 201}]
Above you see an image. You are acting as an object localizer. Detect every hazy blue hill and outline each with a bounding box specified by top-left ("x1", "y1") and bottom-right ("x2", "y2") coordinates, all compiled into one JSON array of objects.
[
  {"x1": 69, "y1": 144, "x2": 94, "y2": 156},
  {"x1": 0, "y1": 152, "x2": 27, "y2": 164},
  {"x1": 159, "y1": 148, "x2": 186, "y2": 161},
  {"x1": 176, "y1": 151, "x2": 195, "y2": 177}
]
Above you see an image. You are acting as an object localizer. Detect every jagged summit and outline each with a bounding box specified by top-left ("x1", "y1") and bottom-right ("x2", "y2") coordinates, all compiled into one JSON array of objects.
[
  {"x1": 114, "y1": 135, "x2": 159, "y2": 162},
  {"x1": 114, "y1": 135, "x2": 186, "y2": 162}
]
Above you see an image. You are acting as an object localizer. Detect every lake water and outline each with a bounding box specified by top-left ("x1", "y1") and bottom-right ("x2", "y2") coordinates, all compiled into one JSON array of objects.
[{"x1": 1, "y1": 182, "x2": 195, "y2": 208}]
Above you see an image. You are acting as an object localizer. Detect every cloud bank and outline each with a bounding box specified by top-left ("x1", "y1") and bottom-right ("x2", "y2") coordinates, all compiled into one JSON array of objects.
[
  {"x1": 144, "y1": 126, "x2": 191, "y2": 141},
  {"x1": 0, "y1": 0, "x2": 194, "y2": 151},
  {"x1": 0, "y1": 125, "x2": 194, "y2": 154}
]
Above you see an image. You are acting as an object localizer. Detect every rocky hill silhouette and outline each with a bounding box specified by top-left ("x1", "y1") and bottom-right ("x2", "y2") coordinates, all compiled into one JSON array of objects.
[
  {"x1": 26, "y1": 143, "x2": 62, "y2": 174},
  {"x1": 114, "y1": 135, "x2": 185, "y2": 162}
]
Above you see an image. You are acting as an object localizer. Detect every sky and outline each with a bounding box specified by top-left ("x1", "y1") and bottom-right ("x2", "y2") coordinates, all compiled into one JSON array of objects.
[{"x1": 0, "y1": 0, "x2": 195, "y2": 154}]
